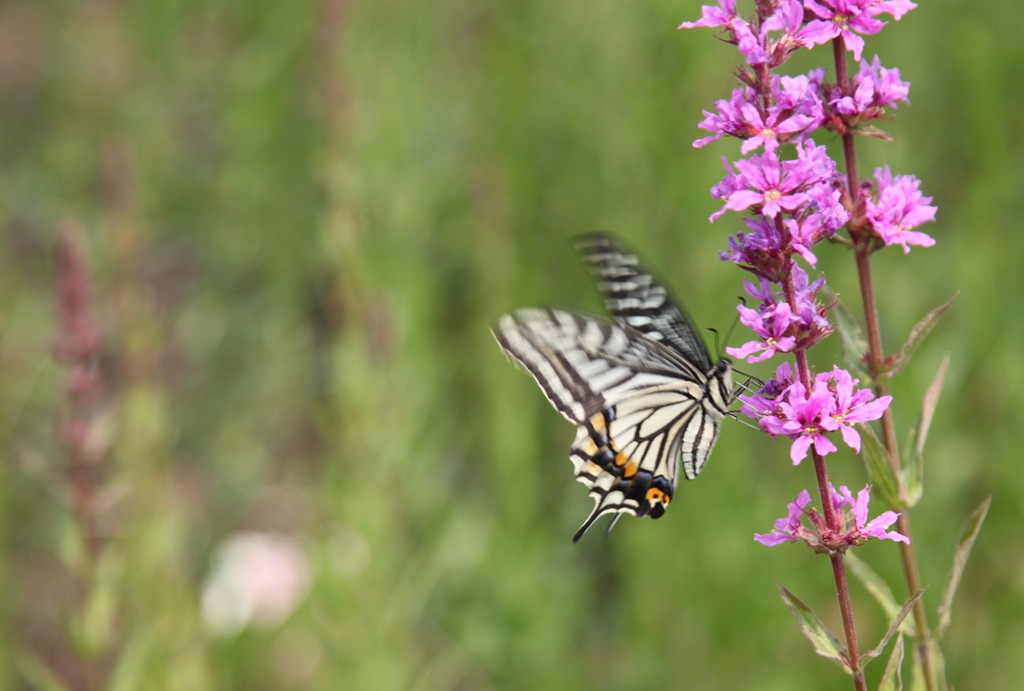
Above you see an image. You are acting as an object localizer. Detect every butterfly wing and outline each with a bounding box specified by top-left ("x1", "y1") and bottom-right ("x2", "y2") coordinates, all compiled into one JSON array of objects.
[
  {"x1": 494, "y1": 308, "x2": 722, "y2": 541},
  {"x1": 576, "y1": 233, "x2": 714, "y2": 370}
]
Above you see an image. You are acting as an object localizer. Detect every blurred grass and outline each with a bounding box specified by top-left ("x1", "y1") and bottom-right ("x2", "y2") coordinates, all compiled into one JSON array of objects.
[{"x1": 1, "y1": 0, "x2": 1022, "y2": 689}]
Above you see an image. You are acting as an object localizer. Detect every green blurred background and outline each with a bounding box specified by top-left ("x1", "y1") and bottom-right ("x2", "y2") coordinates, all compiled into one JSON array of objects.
[{"x1": 2, "y1": 0, "x2": 1021, "y2": 689}]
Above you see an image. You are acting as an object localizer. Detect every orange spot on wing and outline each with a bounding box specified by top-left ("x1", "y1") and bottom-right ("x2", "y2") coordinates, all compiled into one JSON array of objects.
[
  {"x1": 646, "y1": 488, "x2": 669, "y2": 505},
  {"x1": 623, "y1": 461, "x2": 638, "y2": 478}
]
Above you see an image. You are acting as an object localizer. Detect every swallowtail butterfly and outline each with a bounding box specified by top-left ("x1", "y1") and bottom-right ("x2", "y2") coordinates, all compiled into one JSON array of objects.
[{"x1": 493, "y1": 234, "x2": 733, "y2": 541}]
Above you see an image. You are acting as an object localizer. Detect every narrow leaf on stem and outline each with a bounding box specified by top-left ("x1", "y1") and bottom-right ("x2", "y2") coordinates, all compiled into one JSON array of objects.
[
  {"x1": 859, "y1": 423, "x2": 902, "y2": 510},
  {"x1": 936, "y1": 496, "x2": 991, "y2": 639},
  {"x1": 887, "y1": 295, "x2": 957, "y2": 380},
  {"x1": 861, "y1": 590, "x2": 925, "y2": 668},
  {"x1": 826, "y1": 288, "x2": 871, "y2": 381},
  {"x1": 877, "y1": 634, "x2": 904, "y2": 691},
  {"x1": 902, "y1": 353, "x2": 950, "y2": 507},
  {"x1": 776, "y1": 580, "x2": 850, "y2": 672}
]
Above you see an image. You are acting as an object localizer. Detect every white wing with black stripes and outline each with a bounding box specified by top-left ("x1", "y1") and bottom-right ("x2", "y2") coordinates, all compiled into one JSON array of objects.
[{"x1": 492, "y1": 235, "x2": 734, "y2": 541}]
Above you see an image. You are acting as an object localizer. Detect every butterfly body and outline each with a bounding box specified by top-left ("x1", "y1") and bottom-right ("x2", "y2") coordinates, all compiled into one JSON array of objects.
[{"x1": 493, "y1": 235, "x2": 733, "y2": 541}]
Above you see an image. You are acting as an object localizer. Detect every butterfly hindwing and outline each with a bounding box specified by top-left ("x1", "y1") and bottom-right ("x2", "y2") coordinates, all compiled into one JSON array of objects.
[{"x1": 493, "y1": 237, "x2": 734, "y2": 541}]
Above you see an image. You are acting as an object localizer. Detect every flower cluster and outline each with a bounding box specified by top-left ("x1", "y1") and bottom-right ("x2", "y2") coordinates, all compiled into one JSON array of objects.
[
  {"x1": 740, "y1": 362, "x2": 892, "y2": 464},
  {"x1": 754, "y1": 485, "x2": 909, "y2": 552},
  {"x1": 681, "y1": 1, "x2": 934, "y2": 554},
  {"x1": 681, "y1": 0, "x2": 933, "y2": 471}
]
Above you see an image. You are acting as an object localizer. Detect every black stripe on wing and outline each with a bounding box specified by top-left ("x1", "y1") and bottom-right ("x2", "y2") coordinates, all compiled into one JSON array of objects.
[
  {"x1": 492, "y1": 308, "x2": 699, "y2": 425},
  {"x1": 576, "y1": 233, "x2": 713, "y2": 370}
]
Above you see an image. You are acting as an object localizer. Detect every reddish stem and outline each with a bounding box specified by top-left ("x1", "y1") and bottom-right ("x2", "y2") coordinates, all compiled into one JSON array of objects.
[
  {"x1": 834, "y1": 35, "x2": 937, "y2": 691},
  {"x1": 781, "y1": 261, "x2": 864, "y2": 690}
]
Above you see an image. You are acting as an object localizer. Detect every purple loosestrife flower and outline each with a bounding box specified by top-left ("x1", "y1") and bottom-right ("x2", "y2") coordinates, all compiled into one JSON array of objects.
[
  {"x1": 755, "y1": 485, "x2": 908, "y2": 552},
  {"x1": 788, "y1": 264, "x2": 832, "y2": 349},
  {"x1": 680, "y1": 0, "x2": 809, "y2": 67},
  {"x1": 834, "y1": 485, "x2": 909, "y2": 543},
  {"x1": 721, "y1": 217, "x2": 791, "y2": 281},
  {"x1": 754, "y1": 489, "x2": 813, "y2": 546},
  {"x1": 677, "y1": 0, "x2": 738, "y2": 31},
  {"x1": 740, "y1": 365, "x2": 890, "y2": 464},
  {"x1": 801, "y1": 0, "x2": 917, "y2": 61},
  {"x1": 739, "y1": 361, "x2": 794, "y2": 420},
  {"x1": 727, "y1": 301, "x2": 798, "y2": 362},
  {"x1": 820, "y1": 366, "x2": 893, "y2": 452},
  {"x1": 832, "y1": 56, "x2": 910, "y2": 119},
  {"x1": 763, "y1": 377, "x2": 838, "y2": 464},
  {"x1": 865, "y1": 166, "x2": 937, "y2": 253},
  {"x1": 696, "y1": 77, "x2": 825, "y2": 153},
  {"x1": 711, "y1": 150, "x2": 812, "y2": 220}
]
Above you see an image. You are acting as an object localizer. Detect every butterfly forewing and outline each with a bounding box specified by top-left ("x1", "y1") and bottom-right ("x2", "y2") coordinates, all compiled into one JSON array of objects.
[
  {"x1": 577, "y1": 233, "x2": 713, "y2": 370},
  {"x1": 493, "y1": 237, "x2": 733, "y2": 541}
]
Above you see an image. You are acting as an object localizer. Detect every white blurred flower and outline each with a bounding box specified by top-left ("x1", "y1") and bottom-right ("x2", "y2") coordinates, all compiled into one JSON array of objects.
[{"x1": 202, "y1": 531, "x2": 312, "y2": 637}]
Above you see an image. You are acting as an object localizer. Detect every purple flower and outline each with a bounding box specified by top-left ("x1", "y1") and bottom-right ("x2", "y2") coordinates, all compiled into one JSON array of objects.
[
  {"x1": 678, "y1": 0, "x2": 739, "y2": 30},
  {"x1": 833, "y1": 485, "x2": 909, "y2": 543},
  {"x1": 739, "y1": 361, "x2": 794, "y2": 419},
  {"x1": 712, "y1": 151, "x2": 814, "y2": 220},
  {"x1": 819, "y1": 366, "x2": 893, "y2": 452},
  {"x1": 727, "y1": 300, "x2": 798, "y2": 362},
  {"x1": 721, "y1": 217, "x2": 790, "y2": 281},
  {"x1": 800, "y1": 0, "x2": 891, "y2": 61},
  {"x1": 740, "y1": 363, "x2": 886, "y2": 464},
  {"x1": 755, "y1": 489, "x2": 812, "y2": 546},
  {"x1": 760, "y1": 378, "x2": 838, "y2": 464},
  {"x1": 832, "y1": 56, "x2": 911, "y2": 118},
  {"x1": 788, "y1": 264, "x2": 832, "y2": 348},
  {"x1": 756, "y1": 485, "x2": 909, "y2": 552},
  {"x1": 865, "y1": 166, "x2": 937, "y2": 253},
  {"x1": 693, "y1": 87, "x2": 759, "y2": 149}
]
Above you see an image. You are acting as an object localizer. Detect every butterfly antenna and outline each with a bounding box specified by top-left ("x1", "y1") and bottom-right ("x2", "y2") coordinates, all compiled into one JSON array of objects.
[
  {"x1": 707, "y1": 327, "x2": 722, "y2": 359},
  {"x1": 721, "y1": 297, "x2": 746, "y2": 355}
]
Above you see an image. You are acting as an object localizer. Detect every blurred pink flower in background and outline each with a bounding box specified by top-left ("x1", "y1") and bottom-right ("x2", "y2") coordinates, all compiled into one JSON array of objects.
[{"x1": 202, "y1": 532, "x2": 312, "y2": 636}]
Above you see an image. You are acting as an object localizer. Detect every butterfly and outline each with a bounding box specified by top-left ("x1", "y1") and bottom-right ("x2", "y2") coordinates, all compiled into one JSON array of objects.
[{"x1": 492, "y1": 233, "x2": 734, "y2": 541}]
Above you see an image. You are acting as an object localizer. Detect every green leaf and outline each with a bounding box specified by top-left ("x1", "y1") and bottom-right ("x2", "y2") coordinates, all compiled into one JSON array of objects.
[
  {"x1": 826, "y1": 288, "x2": 871, "y2": 381},
  {"x1": 861, "y1": 590, "x2": 924, "y2": 668},
  {"x1": 877, "y1": 634, "x2": 904, "y2": 691},
  {"x1": 902, "y1": 354, "x2": 950, "y2": 508},
  {"x1": 860, "y1": 423, "x2": 903, "y2": 510},
  {"x1": 776, "y1": 580, "x2": 850, "y2": 672},
  {"x1": 936, "y1": 495, "x2": 991, "y2": 639},
  {"x1": 887, "y1": 294, "x2": 957, "y2": 379},
  {"x1": 845, "y1": 553, "x2": 917, "y2": 638}
]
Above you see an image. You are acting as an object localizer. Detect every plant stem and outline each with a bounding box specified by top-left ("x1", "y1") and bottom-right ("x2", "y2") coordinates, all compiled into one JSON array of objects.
[
  {"x1": 831, "y1": 554, "x2": 866, "y2": 691},
  {"x1": 853, "y1": 248, "x2": 937, "y2": 691},
  {"x1": 834, "y1": 36, "x2": 938, "y2": 691},
  {"x1": 784, "y1": 270, "x2": 864, "y2": 690}
]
